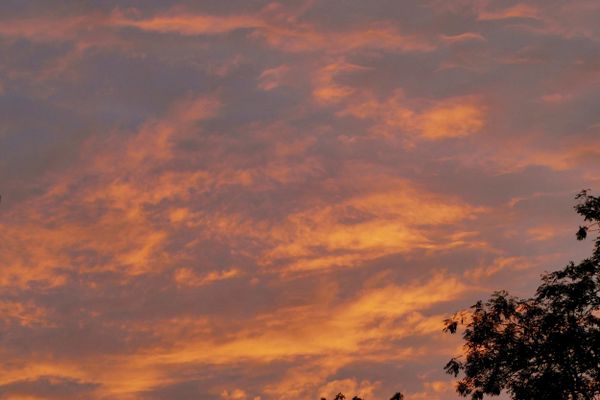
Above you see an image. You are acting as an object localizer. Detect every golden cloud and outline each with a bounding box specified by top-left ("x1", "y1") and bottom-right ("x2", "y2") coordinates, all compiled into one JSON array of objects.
[{"x1": 339, "y1": 91, "x2": 486, "y2": 140}]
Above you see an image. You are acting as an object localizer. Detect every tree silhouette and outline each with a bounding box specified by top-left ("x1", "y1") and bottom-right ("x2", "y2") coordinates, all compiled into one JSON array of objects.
[
  {"x1": 320, "y1": 392, "x2": 403, "y2": 400},
  {"x1": 444, "y1": 190, "x2": 600, "y2": 399}
]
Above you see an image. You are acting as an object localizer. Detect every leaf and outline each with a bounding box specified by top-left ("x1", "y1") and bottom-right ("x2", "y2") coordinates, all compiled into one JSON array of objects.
[
  {"x1": 444, "y1": 358, "x2": 462, "y2": 377},
  {"x1": 576, "y1": 226, "x2": 588, "y2": 240},
  {"x1": 443, "y1": 319, "x2": 458, "y2": 334}
]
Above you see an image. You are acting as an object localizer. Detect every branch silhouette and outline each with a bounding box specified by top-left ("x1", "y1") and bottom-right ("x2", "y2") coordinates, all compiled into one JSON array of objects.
[
  {"x1": 322, "y1": 192, "x2": 600, "y2": 400},
  {"x1": 443, "y1": 190, "x2": 600, "y2": 399},
  {"x1": 320, "y1": 393, "x2": 404, "y2": 400}
]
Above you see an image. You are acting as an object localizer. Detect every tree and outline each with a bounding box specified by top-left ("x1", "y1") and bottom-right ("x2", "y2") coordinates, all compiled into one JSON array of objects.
[
  {"x1": 443, "y1": 190, "x2": 600, "y2": 399},
  {"x1": 320, "y1": 392, "x2": 403, "y2": 400}
]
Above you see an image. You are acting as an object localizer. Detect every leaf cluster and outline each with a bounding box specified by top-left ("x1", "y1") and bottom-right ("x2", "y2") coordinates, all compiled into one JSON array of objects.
[{"x1": 444, "y1": 191, "x2": 600, "y2": 399}]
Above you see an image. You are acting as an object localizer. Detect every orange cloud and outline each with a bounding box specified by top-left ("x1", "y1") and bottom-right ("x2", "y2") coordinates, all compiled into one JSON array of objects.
[
  {"x1": 340, "y1": 91, "x2": 486, "y2": 140},
  {"x1": 174, "y1": 267, "x2": 241, "y2": 287},
  {"x1": 417, "y1": 98, "x2": 486, "y2": 139},
  {"x1": 0, "y1": 300, "x2": 49, "y2": 327},
  {"x1": 111, "y1": 10, "x2": 435, "y2": 54},
  {"x1": 477, "y1": 4, "x2": 541, "y2": 21},
  {"x1": 484, "y1": 136, "x2": 600, "y2": 173},
  {"x1": 258, "y1": 173, "x2": 480, "y2": 274},
  {"x1": 440, "y1": 32, "x2": 486, "y2": 43},
  {"x1": 409, "y1": 379, "x2": 456, "y2": 400},
  {"x1": 540, "y1": 93, "x2": 573, "y2": 104},
  {"x1": 0, "y1": 94, "x2": 480, "y2": 292},
  {"x1": 526, "y1": 225, "x2": 563, "y2": 242},
  {"x1": 312, "y1": 61, "x2": 368, "y2": 103},
  {"x1": 0, "y1": 95, "x2": 222, "y2": 287},
  {"x1": 462, "y1": 254, "x2": 567, "y2": 282},
  {"x1": 111, "y1": 11, "x2": 262, "y2": 36},
  {"x1": 155, "y1": 273, "x2": 465, "y2": 359},
  {"x1": 221, "y1": 388, "x2": 250, "y2": 400},
  {"x1": 0, "y1": 14, "x2": 107, "y2": 42},
  {"x1": 0, "y1": 274, "x2": 466, "y2": 398},
  {"x1": 3, "y1": 2, "x2": 596, "y2": 398},
  {"x1": 99, "y1": 273, "x2": 469, "y2": 398},
  {"x1": 258, "y1": 65, "x2": 291, "y2": 91}
]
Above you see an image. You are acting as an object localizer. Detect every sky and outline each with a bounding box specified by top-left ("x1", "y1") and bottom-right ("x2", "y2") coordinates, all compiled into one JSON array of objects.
[{"x1": 0, "y1": 1, "x2": 599, "y2": 399}]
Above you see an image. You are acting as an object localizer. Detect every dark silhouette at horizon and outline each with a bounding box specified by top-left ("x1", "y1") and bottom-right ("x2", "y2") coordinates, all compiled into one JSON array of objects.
[
  {"x1": 320, "y1": 392, "x2": 404, "y2": 400},
  {"x1": 443, "y1": 190, "x2": 600, "y2": 399},
  {"x1": 325, "y1": 191, "x2": 600, "y2": 399}
]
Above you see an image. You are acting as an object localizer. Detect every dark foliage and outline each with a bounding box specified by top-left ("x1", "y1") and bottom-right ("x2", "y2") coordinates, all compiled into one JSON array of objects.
[
  {"x1": 444, "y1": 190, "x2": 600, "y2": 399},
  {"x1": 320, "y1": 392, "x2": 403, "y2": 400}
]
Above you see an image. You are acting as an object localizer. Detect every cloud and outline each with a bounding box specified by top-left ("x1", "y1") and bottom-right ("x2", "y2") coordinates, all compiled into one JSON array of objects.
[
  {"x1": 0, "y1": 14, "x2": 107, "y2": 42},
  {"x1": 221, "y1": 388, "x2": 249, "y2": 400},
  {"x1": 110, "y1": 8, "x2": 436, "y2": 54},
  {"x1": 0, "y1": 375, "x2": 99, "y2": 400},
  {"x1": 174, "y1": 267, "x2": 241, "y2": 287},
  {"x1": 339, "y1": 91, "x2": 486, "y2": 140},
  {"x1": 312, "y1": 60, "x2": 369, "y2": 103},
  {"x1": 440, "y1": 32, "x2": 486, "y2": 44},
  {"x1": 1, "y1": 1, "x2": 598, "y2": 399},
  {"x1": 0, "y1": 94, "x2": 221, "y2": 286},
  {"x1": 261, "y1": 177, "x2": 479, "y2": 274},
  {"x1": 0, "y1": 300, "x2": 48, "y2": 327},
  {"x1": 417, "y1": 98, "x2": 486, "y2": 139},
  {"x1": 111, "y1": 10, "x2": 262, "y2": 36},
  {"x1": 463, "y1": 256, "x2": 541, "y2": 281},
  {"x1": 85, "y1": 273, "x2": 469, "y2": 399},
  {"x1": 131, "y1": 273, "x2": 469, "y2": 366},
  {"x1": 477, "y1": 4, "x2": 541, "y2": 21},
  {"x1": 540, "y1": 93, "x2": 573, "y2": 104},
  {"x1": 257, "y1": 65, "x2": 290, "y2": 91}
]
